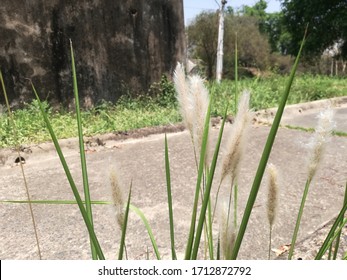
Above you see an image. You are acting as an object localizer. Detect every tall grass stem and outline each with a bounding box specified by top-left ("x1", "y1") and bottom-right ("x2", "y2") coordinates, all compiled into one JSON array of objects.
[
  {"x1": 333, "y1": 182, "x2": 347, "y2": 259},
  {"x1": 230, "y1": 27, "x2": 307, "y2": 260},
  {"x1": 129, "y1": 205, "x2": 161, "y2": 260},
  {"x1": 191, "y1": 97, "x2": 227, "y2": 259},
  {"x1": 1, "y1": 71, "x2": 42, "y2": 259},
  {"x1": 185, "y1": 98, "x2": 212, "y2": 259},
  {"x1": 118, "y1": 186, "x2": 132, "y2": 260},
  {"x1": 70, "y1": 41, "x2": 96, "y2": 259},
  {"x1": 164, "y1": 134, "x2": 177, "y2": 260}
]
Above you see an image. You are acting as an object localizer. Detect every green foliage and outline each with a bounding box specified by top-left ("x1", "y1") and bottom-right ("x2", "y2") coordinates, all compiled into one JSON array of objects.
[
  {"x1": 241, "y1": 0, "x2": 268, "y2": 33},
  {"x1": 282, "y1": 0, "x2": 347, "y2": 58},
  {"x1": 148, "y1": 75, "x2": 177, "y2": 108},
  {"x1": 1, "y1": 74, "x2": 346, "y2": 148}
]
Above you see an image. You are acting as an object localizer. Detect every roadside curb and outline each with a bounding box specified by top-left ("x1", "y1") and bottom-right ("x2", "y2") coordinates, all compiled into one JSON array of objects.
[{"x1": 254, "y1": 96, "x2": 347, "y2": 124}]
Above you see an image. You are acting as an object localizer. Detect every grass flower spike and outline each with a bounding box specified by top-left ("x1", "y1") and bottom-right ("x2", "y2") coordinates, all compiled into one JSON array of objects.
[
  {"x1": 110, "y1": 169, "x2": 125, "y2": 228},
  {"x1": 267, "y1": 163, "x2": 279, "y2": 259},
  {"x1": 219, "y1": 201, "x2": 236, "y2": 260},
  {"x1": 307, "y1": 107, "x2": 335, "y2": 182},
  {"x1": 267, "y1": 164, "x2": 279, "y2": 228},
  {"x1": 174, "y1": 63, "x2": 210, "y2": 163},
  {"x1": 173, "y1": 63, "x2": 194, "y2": 137},
  {"x1": 189, "y1": 75, "x2": 210, "y2": 161},
  {"x1": 220, "y1": 90, "x2": 252, "y2": 185}
]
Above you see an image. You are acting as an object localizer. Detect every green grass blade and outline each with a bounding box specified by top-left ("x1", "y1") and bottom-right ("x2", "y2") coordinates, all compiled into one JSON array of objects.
[
  {"x1": 318, "y1": 218, "x2": 347, "y2": 259},
  {"x1": 70, "y1": 41, "x2": 96, "y2": 259},
  {"x1": 234, "y1": 32, "x2": 238, "y2": 114},
  {"x1": 316, "y1": 184, "x2": 347, "y2": 259},
  {"x1": 205, "y1": 166, "x2": 214, "y2": 260},
  {"x1": 164, "y1": 134, "x2": 177, "y2": 260},
  {"x1": 230, "y1": 28, "x2": 307, "y2": 260},
  {"x1": 333, "y1": 182, "x2": 347, "y2": 260},
  {"x1": 185, "y1": 97, "x2": 212, "y2": 260},
  {"x1": 31, "y1": 83, "x2": 105, "y2": 260},
  {"x1": 118, "y1": 185, "x2": 132, "y2": 260},
  {"x1": 207, "y1": 198, "x2": 214, "y2": 260},
  {"x1": 288, "y1": 179, "x2": 311, "y2": 259},
  {"x1": 129, "y1": 204, "x2": 161, "y2": 260},
  {"x1": 191, "y1": 98, "x2": 228, "y2": 260},
  {"x1": 1, "y1": 71, "x2": 42, "y2": 259},
  {"x1": 234, "y1": 183, "x2": 238, "y2": 229},
  {"x1": 328, "y1": 243, "x2": 333, "y2": 260}
]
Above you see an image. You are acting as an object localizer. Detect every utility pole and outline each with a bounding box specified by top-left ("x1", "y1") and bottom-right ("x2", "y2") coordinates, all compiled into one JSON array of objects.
[{"x1": 216, "y1": 0, "x2": 227, "y2": 83}]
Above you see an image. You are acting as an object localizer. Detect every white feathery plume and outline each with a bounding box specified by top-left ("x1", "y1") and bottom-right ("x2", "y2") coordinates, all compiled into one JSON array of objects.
[
  {"x1": 110, "y1": 169, "x2": 125, "y2": 229},
  {"x1": 307, "y1": 106, "x2": 335, "y2": 182},
  {"x1": 173, "y1": 63, "x2": 194, "y2": 136},
  {"x1": 267, "y1": 163, "x2": 279, "y2": 229},
  {"x1": 188, "y1": 75, "x2": 210, "y2": 160},
  {"x1": 173, "y1": 63, "x2": 211, "y2": 163},
  {"x1": 220, "y1": 90, "x2": 252, "y2": 185},
  {"x1": 218, "y1": 200, "x2": 236, "y2": 260}
]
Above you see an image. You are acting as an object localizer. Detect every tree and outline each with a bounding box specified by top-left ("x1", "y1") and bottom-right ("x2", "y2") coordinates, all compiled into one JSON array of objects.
[
  {"x1": 241, "y1": 0, "x2": 268, "y2": 33},
  {"x1": 264, "y1": 12, "x2": 292, "y2": 54},
  {"x1": 224, "y1": 16, "x2": 271, "y2": 72},
  {"x1": 187, "y1": 11, "x2": 271, "y2": 79},
  {"x1": 238, "y1": 1, "x2": 290, "y2": 55},
  {"x1": 187, "y1": 12, "x2": 219, "y2": 79},
  {"x1": 282, "y1": 0, "x2": 347, "y2": 58}
]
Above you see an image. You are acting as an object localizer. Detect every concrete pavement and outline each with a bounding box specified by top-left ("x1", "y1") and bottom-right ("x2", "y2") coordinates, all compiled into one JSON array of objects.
[{"x1": 0, "y1": 98, "x2": 346, "y2": 260}]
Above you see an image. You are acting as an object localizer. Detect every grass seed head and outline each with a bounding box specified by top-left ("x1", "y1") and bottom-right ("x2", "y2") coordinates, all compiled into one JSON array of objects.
[
  {"x1": 174, "y1": 63, "x2": 211, "y2": 164},
  {"x1": 110, "y1": 169, "x2": 125, "y2": 229},
  {"x1": 307, "y1": 107, "x2": 335, "y2": 182},
  {"x1": 218, "y1": 200, "x2": 236, "y2": 260},
  {"x1": 188, "y1": 75, "x2": 210, "y2": 161},
  {"x1": 267, "y1": 163, "x2": 279, "y2": 228},
  {"x1": 173, "y1": 63, "x2": 194, "y2": 136},
  {"x1": 220, "y1": 90, "x2": 252, "y2": 184}
]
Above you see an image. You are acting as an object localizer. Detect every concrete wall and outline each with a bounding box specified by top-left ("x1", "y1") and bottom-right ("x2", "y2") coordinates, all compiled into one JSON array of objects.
[{"x1": 0, "y1": 0, "x2": 185, "y2": 108}]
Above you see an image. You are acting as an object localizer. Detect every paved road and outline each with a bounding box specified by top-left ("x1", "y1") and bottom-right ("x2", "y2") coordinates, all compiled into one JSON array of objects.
[{"x1": 0, "y1": 99, "x2": 346, "y2": 260}]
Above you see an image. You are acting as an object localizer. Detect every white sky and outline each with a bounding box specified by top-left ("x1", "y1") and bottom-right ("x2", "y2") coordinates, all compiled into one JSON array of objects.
[{"x1": 184, "y1": 0, "x2": 282, "y2": 24}]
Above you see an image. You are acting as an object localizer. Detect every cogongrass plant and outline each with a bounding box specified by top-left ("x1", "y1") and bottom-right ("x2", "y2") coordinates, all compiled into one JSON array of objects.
[{"x1": 2, "y1": 27, "x2": 346, "y2": 260}]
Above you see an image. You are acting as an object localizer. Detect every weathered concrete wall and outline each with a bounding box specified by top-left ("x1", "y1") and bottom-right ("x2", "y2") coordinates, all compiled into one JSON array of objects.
[{"x1": 0, "y1": 0, "x2": 185, "y2": 108}]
